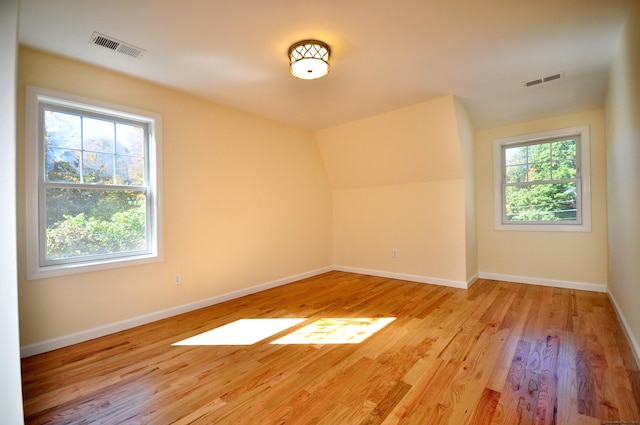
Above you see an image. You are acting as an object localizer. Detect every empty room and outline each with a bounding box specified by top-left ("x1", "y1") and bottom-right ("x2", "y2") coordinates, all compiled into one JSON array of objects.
[{"x1": 2, "y1": 0, "x2": 640, "y2": 424}]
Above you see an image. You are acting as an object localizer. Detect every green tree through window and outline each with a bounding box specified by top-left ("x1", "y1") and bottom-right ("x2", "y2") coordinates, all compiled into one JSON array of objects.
[
  {"x1": 42, "y1": 107, "x2": 149, "y2": 262},
  {"x1": 26, "y1": 86, "x2": 161, "y2": 279},
  {"x1": 503, "y1": 138, "x2": 578, "y2": 222},
  {"x1": 494, "y1": 125, "x2": 590, "y2": 232}
]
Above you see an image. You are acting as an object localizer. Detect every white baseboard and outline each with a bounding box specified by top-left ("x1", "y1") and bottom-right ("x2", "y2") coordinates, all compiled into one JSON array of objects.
[
  {"x1": 606, "y1": 289, "x2": 640, "y2": 368},
  {"x1": 20, "y1": 266, "x2": 613, "y2": 358},
  {"x1": 478, "y1": 272, "x2": 607, "y2": 293},
  {"x1": 334, "y1": 265, "x2": 471, "y2": 289},
  {"x1": 20, "y1": 266, "x2": 333, "y2": 358}
]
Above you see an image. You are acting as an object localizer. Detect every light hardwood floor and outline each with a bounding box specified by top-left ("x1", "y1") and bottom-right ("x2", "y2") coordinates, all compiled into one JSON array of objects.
[{"x1": 22, "y1": 271, "x2": 640, "y2": 424}]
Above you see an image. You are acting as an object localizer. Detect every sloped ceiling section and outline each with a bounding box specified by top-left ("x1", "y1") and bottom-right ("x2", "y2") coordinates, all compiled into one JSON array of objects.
[
  {"x1": 17, "y1": 0, "x2": 631, "y2": 130},
  {"x1": 316, "y1": 95, "x2": 463, "y2": 189}
]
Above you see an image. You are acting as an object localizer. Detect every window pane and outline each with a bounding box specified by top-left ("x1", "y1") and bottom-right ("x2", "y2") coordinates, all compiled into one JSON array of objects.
[
  {"x1": 46, "y1": 147, "x2": 81, "y2": 182},
  {"x1": 505, "y1": 182, "x2": 577, "y2": 222},
  {"x1": 552, "y1": 139, "x2": 576, "y2": 160},
  {"x1": 83, "y1": 151, "x2": 115, "y2": 184},
  {"x1": 527, "y1": 143, "x2": 551, "y2": 163},
  {"x1": 83, "y1": 117, "x2": 115, "y2": 153},
  {"x1": 116, "y1": 123, "x2": 145, "y2": 156},
  {"x1": 44, "y1": 110, "x2": 81, "y2": 149},
  {"x1": 45, "y1": 187, "x2": 147, "y2": 260},
  {"x1": 116, "y1": 155, "x2": 144, "y2": 185},
  {"x1": 552, "y1": 160, "x2": 577, "y2": 179},
  {"x1": 506, "y1": 164, "x2": 528, "y2": 183},
  {"x1": 505, "y1": 146, "x2": 527, "y2": 165},
  {"x1": 528, "y1": 162, "x2": 551, "y2": 181}
]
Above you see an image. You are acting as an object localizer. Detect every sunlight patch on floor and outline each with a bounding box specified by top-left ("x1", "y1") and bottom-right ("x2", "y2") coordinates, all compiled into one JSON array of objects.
[
  {"x1": 172, "y1": 318, "x2": 306, "y2": 346},
  {"x1": 271, "y1": 317, "x2": 396, "y2": 345}
]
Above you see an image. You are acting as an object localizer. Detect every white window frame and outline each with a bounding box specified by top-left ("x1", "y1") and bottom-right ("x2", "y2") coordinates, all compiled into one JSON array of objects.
[
  {"x1": 26, "y1": 86, "x2": 163, "y2": 279},
  {"x1": 493, "y1": 125, "x2": 591, "y2": 232}
]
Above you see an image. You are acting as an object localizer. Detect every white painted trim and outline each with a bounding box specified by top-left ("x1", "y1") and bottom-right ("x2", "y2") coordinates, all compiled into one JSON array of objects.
[
  {"x1": 478, "y1": 272, "x2": 606, "y2": 293},
  {"x1": 20, "y1": 266, "x2": 333, "y2": 357},
  {"x1": 606, "y1": 289, "x2": 640, "y2": 368},
  {"x1": 467, "y1": 273, "x2": 479, "y2": 288},
  {"x1": 334, "y1": 265, "x2": 470, "y2": 289}
]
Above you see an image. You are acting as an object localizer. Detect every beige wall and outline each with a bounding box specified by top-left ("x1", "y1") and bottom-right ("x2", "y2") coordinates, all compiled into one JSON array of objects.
[
  {"x1": 605, "y1": 1, "x2": 640, "y2": 351},
  {"x1": 317, "y1": 96, "x2": 472, "y2": 285},
  {"x1": 331, "y1": 181, "x2": 467, "y2": 283},
  {"x1": 476, "y1": 110, "x2": 608, "y2": 287},
  {"x1": 17, "y1": 47, "x2": 333, "y2": 346}
]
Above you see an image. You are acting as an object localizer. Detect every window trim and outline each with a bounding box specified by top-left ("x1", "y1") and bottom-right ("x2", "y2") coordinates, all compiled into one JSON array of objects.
[
  {"x1": 26, "y1": 86, "x2": 163, "y2": 279},
  {"x1": 493, "y1": 125, "x2": 591, "y2": 232}
]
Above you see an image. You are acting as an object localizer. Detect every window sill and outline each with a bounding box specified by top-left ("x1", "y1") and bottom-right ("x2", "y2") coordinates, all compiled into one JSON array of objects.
[
  {"x1": 494, "y1": 222, "x2": 591, "y2": 232},
  {"x1": 27, "y1": 253, "x2": 163, "y2": 280}
]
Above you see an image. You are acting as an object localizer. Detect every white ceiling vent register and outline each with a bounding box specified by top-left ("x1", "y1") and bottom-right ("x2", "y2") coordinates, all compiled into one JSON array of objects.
[
  {"x1": 89, "y1": 32, "x2": 146, "y2": 59},
  {"x1": 524, "y1": 73, "x2": 564, "y2": 87}
]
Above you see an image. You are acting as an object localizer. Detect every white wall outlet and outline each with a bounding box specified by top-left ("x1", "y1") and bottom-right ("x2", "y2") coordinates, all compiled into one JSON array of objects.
[
  {"x1": 392, "y1": 249, "x2": 398, "y2": 258},
  {"x1": 174, "y1": 273, "x2": 182, "y2": 285}
]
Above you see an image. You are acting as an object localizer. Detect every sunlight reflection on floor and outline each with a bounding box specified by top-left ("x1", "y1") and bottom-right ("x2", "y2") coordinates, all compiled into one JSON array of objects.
[
  {"x1": 172, "y1": 317, "x2": 396, "y2": 346},
  {"x1": 271, "y1": 317, "x2": 396, "y2": 344},
  {"x1": 172, "y1": 318, "x2": 306, "y2": 346}
]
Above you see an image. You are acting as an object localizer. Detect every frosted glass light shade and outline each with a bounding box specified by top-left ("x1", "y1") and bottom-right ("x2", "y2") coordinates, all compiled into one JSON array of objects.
[{"x1": 288, "y1": 40, "x2": 331, "y2": 80}]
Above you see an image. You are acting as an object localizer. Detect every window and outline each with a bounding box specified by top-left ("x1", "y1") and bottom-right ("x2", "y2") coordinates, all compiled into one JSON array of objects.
[
  {"x1": 493, "y1": 125, "x2": 590, "y2": 232},
  {"x1": 26, "y1": 86, "x2": 162, "y2": 279}
]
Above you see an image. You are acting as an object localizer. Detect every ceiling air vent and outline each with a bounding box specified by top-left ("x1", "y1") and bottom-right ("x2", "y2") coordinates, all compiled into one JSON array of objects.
[
  {"x1": 525, "y1": 78, "x2": 543, "y2": 87},
  {"x1": 89, "y1": 32, "x2": 146, "y2": 59},
  {"x1": 543, "y1": 73, "x2": 561, "y2": 83},
  {"x1": 524, "y1": 73, "x2": 563, "y2": 88}
]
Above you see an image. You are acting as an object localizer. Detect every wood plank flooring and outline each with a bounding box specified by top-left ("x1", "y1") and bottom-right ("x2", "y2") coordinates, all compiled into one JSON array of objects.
[{"x1": 21, "y1": 271, "x2": 640, "y2": 424}]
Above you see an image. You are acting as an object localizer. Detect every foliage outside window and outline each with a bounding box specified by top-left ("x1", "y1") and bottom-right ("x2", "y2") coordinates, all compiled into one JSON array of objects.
[
  {"x1": 493, "y1": 126, "x2": 591, "y2": 232},
  {"x1": 26, "y1": 86, "x2": 162, "y2": 279}
]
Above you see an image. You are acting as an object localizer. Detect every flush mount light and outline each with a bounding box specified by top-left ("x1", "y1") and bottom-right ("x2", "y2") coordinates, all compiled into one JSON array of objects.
[{"x1": 288, "y1": 39, "x2": 331, "y2": 80}]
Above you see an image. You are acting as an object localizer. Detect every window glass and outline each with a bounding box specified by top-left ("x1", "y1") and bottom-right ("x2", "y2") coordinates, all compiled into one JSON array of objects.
[
  {"x1": 503, "y1": 137, "x2": 579, "y2": 223},
  {"x1": 505, "y1": 182, "x2": 577, "y2": 222},
  {"x1": 44, "y1": 187, "x2": 148, "y2": 261},
  {"x1": 41, "y1": 105, "x2": 151, "y2": 265}
]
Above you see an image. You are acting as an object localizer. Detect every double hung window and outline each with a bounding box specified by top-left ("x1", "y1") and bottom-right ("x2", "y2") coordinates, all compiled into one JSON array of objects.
[
  {"x1": 493, "y1": 125, "x2": 590, "y2": 232},
  {"x1": 26, "y1": 86, "x2": 162, "y2": 279}
]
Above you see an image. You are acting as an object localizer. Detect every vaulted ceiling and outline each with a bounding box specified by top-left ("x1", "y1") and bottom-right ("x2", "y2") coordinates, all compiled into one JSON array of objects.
[{"x1": 18, "y1": 0, "x2": 631, "y2": 130}]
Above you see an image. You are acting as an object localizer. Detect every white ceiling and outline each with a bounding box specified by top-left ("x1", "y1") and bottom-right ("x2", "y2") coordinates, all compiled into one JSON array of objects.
[{"x1": 18, "y1": 0, "x2": 631, "y2": 131}]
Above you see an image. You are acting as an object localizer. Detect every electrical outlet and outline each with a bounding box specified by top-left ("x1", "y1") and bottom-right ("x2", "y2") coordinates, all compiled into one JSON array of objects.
[
  {"x1": 174, "y1": 273, "x2": 182, "y2": 285},
  {"x1": 392, "y1": 249, "x2": 398, "y2": 258}
]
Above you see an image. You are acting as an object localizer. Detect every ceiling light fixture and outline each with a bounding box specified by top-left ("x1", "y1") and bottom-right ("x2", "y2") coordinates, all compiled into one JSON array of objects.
[{"x1": 288, "y1": 39, "x2": 331, "y2": 80}]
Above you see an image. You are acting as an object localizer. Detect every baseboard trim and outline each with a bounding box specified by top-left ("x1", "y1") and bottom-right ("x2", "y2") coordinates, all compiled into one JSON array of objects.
[
  {"x1": 20, "y1": 266, "x2": 333, "y2": 358},
  {"x1": 606, "y1": 289, "x2": 640, "y2": 368},
  {"x1": 334, "y1": 265, "x2": 470, "y2": 289},
  {"x1": 478, "y1": 272, "x2": 606, "y2": 293},
  {"x1": 20, "y1": 266, "x2": 611, "y2": 357}
]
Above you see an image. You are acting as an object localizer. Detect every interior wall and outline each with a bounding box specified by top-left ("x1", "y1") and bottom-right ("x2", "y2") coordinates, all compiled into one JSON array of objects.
[
  {"x1": 476, "y1": 109, "x2": 609, "y2": 288},
  {"x1": 605, "y1": 1, "x2": 640, "y2": 352},
  {"x1": 331, "y1": 181, "x2": 467, "y2": 283},
  {"x1": 17, "y1": 47, "x2": 333, "y2": 347},
  {"x1": 453, "y1": 97, "x2": 478, "y2": 281},
  {"x1": 317, "y1": 96, "x2": 470, "y2": 284},
  {"x1": 0, "y1": 0, "x2": 25, "y2": 422}
]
